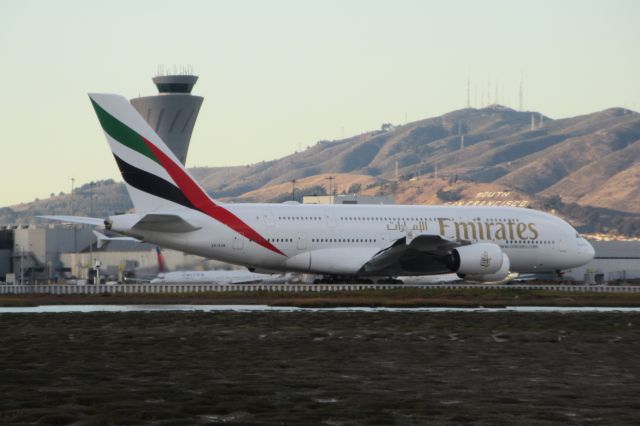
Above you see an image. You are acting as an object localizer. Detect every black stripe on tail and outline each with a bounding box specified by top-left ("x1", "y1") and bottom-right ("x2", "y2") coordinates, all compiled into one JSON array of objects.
[{"x1": 113, "y1": 155, "x2": 195, "y2": 210}]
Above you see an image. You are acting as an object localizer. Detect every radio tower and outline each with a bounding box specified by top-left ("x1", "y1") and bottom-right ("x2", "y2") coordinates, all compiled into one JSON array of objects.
[
  {"x1": 519, "y1": 73, "x2": 524, "y2": 111},
  {"x1": 486, "y1": 77, "x2": 490, "y2": 107},
  {"x1": 466, "y1": 78, "x2": 471, "y2": 108}
]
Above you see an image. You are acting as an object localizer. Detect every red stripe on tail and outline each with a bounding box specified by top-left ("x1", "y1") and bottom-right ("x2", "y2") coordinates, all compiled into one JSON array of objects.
[{"x1": 142, "y1": 138, "x2": 285, "y2": 257}]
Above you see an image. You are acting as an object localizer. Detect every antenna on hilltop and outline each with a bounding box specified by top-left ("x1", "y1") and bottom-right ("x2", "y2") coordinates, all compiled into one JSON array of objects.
[
  {"x1": 519, "y1": 72, "x2": 524, "y2": 111},
  {"x1": 487, "y1": 76, "x2": 490, "y2": 107},
  {"x1": 466, "y1": 78, "x2": 471, "y2": 108}
]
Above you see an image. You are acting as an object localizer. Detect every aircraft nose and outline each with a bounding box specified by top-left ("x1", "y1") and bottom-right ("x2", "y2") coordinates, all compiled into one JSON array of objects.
[
  {"x1": 579, "y1": 238, "x2": 595, "y2": 262},
  {"x1": 586, "y1": 240, "x2": 595, "y2": 260}
]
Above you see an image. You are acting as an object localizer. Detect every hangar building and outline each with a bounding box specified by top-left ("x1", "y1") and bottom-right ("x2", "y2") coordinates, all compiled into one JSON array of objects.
[{"x1": 564, "y1": 240, "x2": 640, "y2": 284}]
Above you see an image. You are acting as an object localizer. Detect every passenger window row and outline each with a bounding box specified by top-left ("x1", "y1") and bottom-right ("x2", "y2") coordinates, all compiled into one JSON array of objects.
[{"x1": 311, "y1": 238, "x2": 376, "y2": 243}]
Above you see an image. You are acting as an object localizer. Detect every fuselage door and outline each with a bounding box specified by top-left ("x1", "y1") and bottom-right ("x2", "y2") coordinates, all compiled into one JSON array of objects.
[
  {"x1": 558, "y1": 235, "x2": 568, "y2": 252},
  {"x1": 233, "y1": 234, "x2": 244, "y2": 250},
  {"x1": 296, "y1": 233, "x2": 307, "y2": 250},
  {"x1": 263, "y1": 210, "x2": 276, "y2": 227},
  {"x1": 324, "y1": 210, "x2": 337, "y2": 227}
]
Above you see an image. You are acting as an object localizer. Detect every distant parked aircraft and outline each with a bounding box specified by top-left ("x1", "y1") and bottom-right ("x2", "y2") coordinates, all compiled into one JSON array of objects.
[{"x1": 150, "y1": 269, "x2": 288, "y2": 284}]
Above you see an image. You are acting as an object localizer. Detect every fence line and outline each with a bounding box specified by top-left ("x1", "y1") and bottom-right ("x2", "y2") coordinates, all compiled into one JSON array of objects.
[{"x1": 1, "y1": 283, "x2": 639, "y2": 295}]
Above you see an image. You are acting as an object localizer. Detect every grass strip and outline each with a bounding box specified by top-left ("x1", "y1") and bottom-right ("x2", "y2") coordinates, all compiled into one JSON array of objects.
[{"x1": 1, "y1": 287, "x2": 640, "y2": 307}]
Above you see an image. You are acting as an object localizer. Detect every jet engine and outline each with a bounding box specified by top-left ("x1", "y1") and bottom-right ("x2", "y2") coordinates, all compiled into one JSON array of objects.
[
  {"x1": 447, "y1": 243, "x2": 505, "y2": 277},
  {"x1": 461, "y1": 253, "x2": 511, "y2": 282}
]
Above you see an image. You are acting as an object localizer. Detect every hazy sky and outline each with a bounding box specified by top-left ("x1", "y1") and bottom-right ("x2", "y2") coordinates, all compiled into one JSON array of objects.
[{"x1": 1, "y1": 0, "x2": 638, "y2": 207}]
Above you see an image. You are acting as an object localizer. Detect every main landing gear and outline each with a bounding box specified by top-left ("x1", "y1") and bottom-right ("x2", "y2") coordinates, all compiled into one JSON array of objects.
[
  {"x1": 312, "y1": 276, "x2": 404, "y2": 284},
  {"x1": 313, "y1": 276, "x2": 374, "y2": 284}
]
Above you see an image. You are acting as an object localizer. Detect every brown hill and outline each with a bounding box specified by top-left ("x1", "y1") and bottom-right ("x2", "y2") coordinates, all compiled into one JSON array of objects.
[
  {"x1": 577, "y1": 162, "x2": 640, "y2": 211},
  {"x1": 187, "y1": 106, "x2": 640, "y2": 213},
  {"x1": 234, "y1": 174, "x2": 536, "y2": 208},
  {"x1": 4, "y1": 105, "x2": 640, "y2": 235}
]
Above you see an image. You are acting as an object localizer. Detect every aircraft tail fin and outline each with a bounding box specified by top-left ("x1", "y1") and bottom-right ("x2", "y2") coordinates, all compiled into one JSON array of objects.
[
  {"x1": 88, "y1": 93, "x2": 285, "y2": 257},
  {"x1": 88, "y1": 93, "x2": 215, "y2": 214},
  {"x1": 155, "y1": 247, "x2": 166, "y2": 273}
]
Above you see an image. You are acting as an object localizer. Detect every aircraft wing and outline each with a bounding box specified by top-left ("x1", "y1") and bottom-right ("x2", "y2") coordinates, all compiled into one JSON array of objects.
[
  {"x1": 38, "y1": 215, "x2": 105, "y2": 227},
  {"x1": 360, "y1": 234, "x2": 461, "y2": 276},
  {"x1": 132, "y1": 214, "x2": 201, "y2": 233}
]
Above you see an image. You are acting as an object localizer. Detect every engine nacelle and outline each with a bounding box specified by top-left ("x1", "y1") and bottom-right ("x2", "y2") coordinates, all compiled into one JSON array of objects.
[
  {"x1": 450, "y1": 243, "x2": 504, "y2": 276},
  {"x1": 462, "y1": 253, "x2": 511, "y2": 282}
]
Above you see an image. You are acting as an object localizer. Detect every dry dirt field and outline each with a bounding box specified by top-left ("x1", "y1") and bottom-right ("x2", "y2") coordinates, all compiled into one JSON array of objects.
[{"x1": 1, "y1": 312, "x2": 639, "y2": 425}]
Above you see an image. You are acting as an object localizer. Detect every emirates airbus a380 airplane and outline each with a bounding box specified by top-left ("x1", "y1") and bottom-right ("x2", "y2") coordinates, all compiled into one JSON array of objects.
[{"x1": 44, "y1": 94, "x2": 595, "y2": 283}]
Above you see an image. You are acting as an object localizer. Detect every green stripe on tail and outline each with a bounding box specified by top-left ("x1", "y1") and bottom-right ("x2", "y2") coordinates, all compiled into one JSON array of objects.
[{"x1": 90, "y1": 98, "x2": 158, "y2": 164}]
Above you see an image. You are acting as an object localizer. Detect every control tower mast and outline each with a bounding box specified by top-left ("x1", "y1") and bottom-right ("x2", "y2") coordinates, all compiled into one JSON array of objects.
[{"x1": 131, "y1": 74, "x2": 204, "y2": 165}]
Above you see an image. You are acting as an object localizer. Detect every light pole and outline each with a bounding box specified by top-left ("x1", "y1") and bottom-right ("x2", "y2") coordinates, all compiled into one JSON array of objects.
[{"x1": 17, "y1": 245, "x2": 23, "y2": 286}]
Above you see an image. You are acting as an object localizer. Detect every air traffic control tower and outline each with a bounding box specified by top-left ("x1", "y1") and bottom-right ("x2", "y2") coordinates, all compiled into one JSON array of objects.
[{"x1": 130, "y1": 75, "x2": 203, "y2": 165}]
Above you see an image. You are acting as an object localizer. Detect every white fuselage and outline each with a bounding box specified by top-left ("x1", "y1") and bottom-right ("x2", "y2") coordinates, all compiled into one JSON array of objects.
[{"x1": 110, "y1": 204, "x2": 594, "y2": 277}]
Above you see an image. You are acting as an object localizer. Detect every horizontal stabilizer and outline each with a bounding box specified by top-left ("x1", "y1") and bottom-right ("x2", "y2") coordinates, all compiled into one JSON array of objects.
[
  {"x1": 132, "y1": 214, "x2": 201, "y2": 233},
  {"x1": 38, "y1": 215, "x2": 105, "y2": 227},
  {"x1": 92, "y1": 230, "x2": 140, "y2": 249}
]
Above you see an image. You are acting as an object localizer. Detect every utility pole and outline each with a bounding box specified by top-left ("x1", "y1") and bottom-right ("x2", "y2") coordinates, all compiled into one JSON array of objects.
[
  {"x1": 89, "y1": 183, "x2": 94, "y2": 281},
  {"x1": 70, "y1": 177, "x2": 75, "y2": 216},
  {"x1": 519, "y1": 76, "x2": 524, "y2": 111},
  {"x1": 291, "y1": 179, "x2": 296, "y2": 201},
  {"x1": 326, "y1": 176, "x2": 335, "y2": 204},
  {"x1": 71, "y1": 177, "x2": 77, "y2": 253}
]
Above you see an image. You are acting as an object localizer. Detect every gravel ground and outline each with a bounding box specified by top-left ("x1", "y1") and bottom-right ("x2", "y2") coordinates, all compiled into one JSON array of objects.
[{"x1": 1, "y1": 312, "x2": 639, "y2": 425}]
